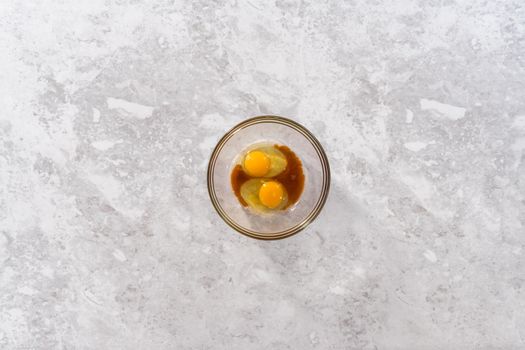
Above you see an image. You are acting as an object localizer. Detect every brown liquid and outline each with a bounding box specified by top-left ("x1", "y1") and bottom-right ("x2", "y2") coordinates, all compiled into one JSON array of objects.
[
  {"x1": 231, "y1": 164, "x2": 250, "y2": 206},
  {"x1": 230, "y1": 144, "x2": 305, "y2": 209}
]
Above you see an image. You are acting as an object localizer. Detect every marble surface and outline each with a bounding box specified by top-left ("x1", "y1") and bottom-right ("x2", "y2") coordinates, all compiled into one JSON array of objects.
[{"x1": 1, "y1": 0, "x2": 525, "y2": 349}]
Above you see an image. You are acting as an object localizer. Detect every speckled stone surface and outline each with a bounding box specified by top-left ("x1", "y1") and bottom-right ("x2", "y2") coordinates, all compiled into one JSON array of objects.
[{"x1": 1, "y1": 1, "x2": 525, "y2": 349}]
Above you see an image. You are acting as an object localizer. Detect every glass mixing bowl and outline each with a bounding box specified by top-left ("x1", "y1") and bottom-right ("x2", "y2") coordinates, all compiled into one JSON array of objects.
[{"x1": 207, "y1": 115, "x2": 330, "y2": 240}]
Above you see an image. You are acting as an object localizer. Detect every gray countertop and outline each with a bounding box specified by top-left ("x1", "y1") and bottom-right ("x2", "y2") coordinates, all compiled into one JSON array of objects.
[{"x1": 2, "y1": 1, "x2": 525, "y2": 349}]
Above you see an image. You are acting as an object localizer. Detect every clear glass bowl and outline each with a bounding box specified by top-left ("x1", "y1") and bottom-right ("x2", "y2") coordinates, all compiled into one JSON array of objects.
[{"x1": 207, "y1": 116, "x2": 330, "y2": 240}]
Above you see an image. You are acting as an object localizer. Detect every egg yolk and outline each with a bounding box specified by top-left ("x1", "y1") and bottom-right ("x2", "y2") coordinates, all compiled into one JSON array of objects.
[
  {"x1": 259, "y1": 181, "x2": 284, "y2": 209},
  {"x1": 244, "y1": 151, "x2": 270, "y2": 177}
]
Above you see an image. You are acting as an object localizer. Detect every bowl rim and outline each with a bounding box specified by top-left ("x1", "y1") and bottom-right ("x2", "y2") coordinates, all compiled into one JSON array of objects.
[{"x1": 207, "y1": 115, "x2": 331, "y2": 240}]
